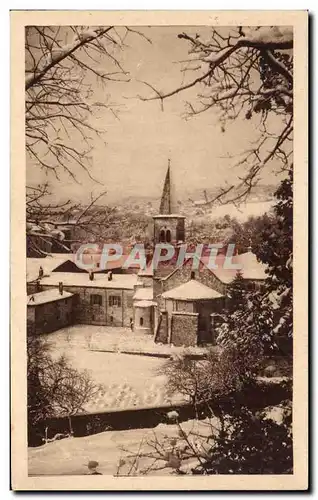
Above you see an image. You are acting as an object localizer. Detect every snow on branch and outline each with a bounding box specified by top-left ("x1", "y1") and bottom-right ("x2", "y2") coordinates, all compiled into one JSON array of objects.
[
  {"x1": 25, "y1": 27, "x2": 114, "y2": 90},
  {"x1": 239, "y1": 26, "x2": 293, "y2": 49},
  {"x1": 137, "y1": 26, "x2": 293, "y2": 206}
]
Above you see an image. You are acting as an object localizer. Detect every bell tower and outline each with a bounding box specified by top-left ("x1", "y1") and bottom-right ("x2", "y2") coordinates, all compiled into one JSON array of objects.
[{"x1": 153, "y1": 160, "x2": 185, "y2": 245}]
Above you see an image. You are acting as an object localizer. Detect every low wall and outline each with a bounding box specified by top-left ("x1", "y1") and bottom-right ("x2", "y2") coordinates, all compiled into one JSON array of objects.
[{"x1": 28, "y1": 378, "x2": 292, "y2": 447}]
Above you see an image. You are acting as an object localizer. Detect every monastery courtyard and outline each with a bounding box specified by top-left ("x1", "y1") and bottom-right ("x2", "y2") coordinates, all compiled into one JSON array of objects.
[{"x1": 43, "y1": 325, "x2": 197, "y2": 413}]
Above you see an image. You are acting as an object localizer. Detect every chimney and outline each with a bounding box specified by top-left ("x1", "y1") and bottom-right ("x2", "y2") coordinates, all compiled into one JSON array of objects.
[
  {"x1": 58, "y1": 282, "x2": 63, "y2": 295},
  {"x1": 108, "y1": 271, "x2": 113, "y2": 281},
  {"x1": 89, "y1": 271, "x2": 94, "y2": 281}
]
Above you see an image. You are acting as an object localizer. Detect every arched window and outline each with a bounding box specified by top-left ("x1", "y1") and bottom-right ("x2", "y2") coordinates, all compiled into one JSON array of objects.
[
  {"x1": 159, "y1": 229, "x2": 166, "y2": 242},
  {"x1": 166, "y1": 229, "x2": 171, "y2": 243},
  {"x1": 140, "y1": 317, "x2": 144, "y2": 326}
]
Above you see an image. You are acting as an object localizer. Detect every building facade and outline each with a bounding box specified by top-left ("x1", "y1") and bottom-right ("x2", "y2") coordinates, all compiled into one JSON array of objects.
[{"x1": 26, "y1": 161, "x2": 267, "y2": 347}]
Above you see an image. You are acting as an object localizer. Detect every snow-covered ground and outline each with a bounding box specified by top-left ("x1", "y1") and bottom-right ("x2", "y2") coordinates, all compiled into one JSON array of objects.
[
  {"x1": 28, "y1": 403, "x2": 287, "y2": 476},
  {"x1": 28, "y1": 418, "x2": 213, "y2": 476},
  {"x1": 43, "y1": 325, "x2": 185, "y2": 412},
  {"x1": 89, "y1": 328, "x2": 208, "y2": 357}
]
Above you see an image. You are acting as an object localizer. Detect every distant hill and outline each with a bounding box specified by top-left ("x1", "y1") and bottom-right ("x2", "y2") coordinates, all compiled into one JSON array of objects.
[{"x1": 106, "y1": 184, "x2": 277, "y2": 212}]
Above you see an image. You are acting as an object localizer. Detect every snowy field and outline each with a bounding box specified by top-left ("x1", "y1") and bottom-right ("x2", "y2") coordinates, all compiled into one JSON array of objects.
[
  {"x1": 43, "y1": 325, "x2": 185, "y2": 412},
  {"x1": 89, "y1": 328, "x2": 208, "y2": 357},
  {"x1": 28, "y1": 418, "x2": 213, "y2": 476},
  {"x1": 28, "y1": 405, "x2": 285, "y2": 476}
]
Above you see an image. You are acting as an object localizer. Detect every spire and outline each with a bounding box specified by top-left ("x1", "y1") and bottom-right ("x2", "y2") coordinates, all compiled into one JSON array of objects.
[{"x1": 159, "y1": 159, "x2": 171, "y2": 214}]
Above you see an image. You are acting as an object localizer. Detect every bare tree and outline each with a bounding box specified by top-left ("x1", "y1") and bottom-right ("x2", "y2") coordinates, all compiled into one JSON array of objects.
[
  {"x1": 25, "y1": 26, "x2": 148, "y2": 180},
  {"x1": 116, "y1": 401, "x2": 292, "y2": 475},
  {"x1": 26, "y1": 183, "x2": 77, "y2": 221},
  {"x1": 139, "y1": 26, "x2": 293, "y2": 204},
  {"x1": 40, "y1": 354, "x2": 104, "y2": 434},
  {"x1": 26, "y1": 184, "x2": 118, "y2": 243},
  {"x1": 25, "y1": 26, "x2": 151, "y2": 246}
]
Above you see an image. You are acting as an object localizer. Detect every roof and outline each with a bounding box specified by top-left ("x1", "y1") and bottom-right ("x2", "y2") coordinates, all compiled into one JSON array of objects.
[
  {"x1": 134, "y1": 300, "x2": 157, "y2": 308},
  {"x1": 234, "y1": 251, "x2": 268, "y2": 280},
  {"x1": 159, "y1": 164, "x2": 171, "y2": 214},
  {"x1": 38, "y1": 272, "x2": 138, "y2": 290},
  {"x1": 152, "y1": 214, "x2": 185, "y2": 219},
  {"x1": 26, "y1": 255, "x2": 71, "y2": 282},
  {"x1": 162, "y1": 280, "x2": 224, "y2": 301},
  {"x1": 27, "y1": 289, "x2": 73, "y2": 306},
  {"x1": 133, "y1": 288, "x2": 154, "y2": 301},
  {"x1": 162, "y1": 251, "x2": 267, "y2": 285},
  {"x1": 27, "y1": 254, "x2": 142, "y2": 282},
  {"x1": 209, "y1": 252, "x2": 267, "y2": 283}
]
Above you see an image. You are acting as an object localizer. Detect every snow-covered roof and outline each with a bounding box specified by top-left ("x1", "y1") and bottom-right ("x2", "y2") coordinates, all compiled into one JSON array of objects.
[
  {"x1": 152, "y1": 214, "x2": 185, "y2": 219},
  {"x1": 27, "y1": 254, "x2": 143, "y2": 282},
  {"x1": 235, "y1": 251, "x2": 268, "y2": 281},
  {"x1": 161, "y1": 251, "x2": 266, "y2": 286},
  {"x1": 133, "y1": 288, "x2": 154, "y2": 301},
  {"x1": 38, "y1": 272, "x2": 138, "y2": 290},
  {"x1": 27, "y1": 289, "x2": 73, "y2": 306},
  {"x1": 162, "y1": 280, "x2": 224, "y2": 301},
  {"x1": 134, "y1": 300, "x2": 156, "y2": 308},
  {"x1": 26, "y1": 255, "x2": 71, "y2": 282},
  {"x1": 205, "y1": 251, "x2": 268, "y2": 284}
]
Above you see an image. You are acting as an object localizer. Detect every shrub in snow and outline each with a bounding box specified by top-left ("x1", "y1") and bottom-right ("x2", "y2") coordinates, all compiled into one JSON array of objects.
[
  {"x1": 166, "y1": 410, "x2": 179, "y2": 422},
  {"x1": 264, "y1": 365, "x2": 277, "y2": 378}
]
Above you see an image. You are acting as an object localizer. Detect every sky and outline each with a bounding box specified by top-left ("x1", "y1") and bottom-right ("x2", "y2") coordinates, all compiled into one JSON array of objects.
[{"x1": 26, "y1": 26, "x2": 286, "y2": 205}]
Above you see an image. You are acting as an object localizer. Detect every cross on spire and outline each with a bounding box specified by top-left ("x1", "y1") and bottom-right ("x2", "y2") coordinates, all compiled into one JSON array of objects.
[{"x1": 159, "y1": 159, "x2": 171, "y2": 214}]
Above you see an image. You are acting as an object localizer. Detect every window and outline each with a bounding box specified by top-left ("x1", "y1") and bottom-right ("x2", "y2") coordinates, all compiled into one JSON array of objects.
[
  {"x1": 159, "y1": 229, "x2": 166, "y2": 243},
  {"x1": 140, "y1": 317, "x2": 144, "y2": 326},
  {"x1": 166, "y1": 229, "x2": 171, "y2": 243},
  {"x1": 90, "y1": 294, "x2": 102, "y2": 306},
  {"x1": 109, "y1": 295, "x2": 121, "y2": 307}
]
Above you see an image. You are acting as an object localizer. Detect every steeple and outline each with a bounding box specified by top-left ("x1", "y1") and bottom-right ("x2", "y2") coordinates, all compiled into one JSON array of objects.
[
  {"x1": 159, "y1": 159, "x2": 171, "y2": 215},
  {"x1": 153, "y1": 159, "x2": 185, "y2": 247}
]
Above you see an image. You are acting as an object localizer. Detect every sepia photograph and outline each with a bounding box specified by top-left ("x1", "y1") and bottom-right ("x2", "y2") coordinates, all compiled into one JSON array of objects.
[{"x1": 11, "y1": 10, "x2": 308, "y2": 490}]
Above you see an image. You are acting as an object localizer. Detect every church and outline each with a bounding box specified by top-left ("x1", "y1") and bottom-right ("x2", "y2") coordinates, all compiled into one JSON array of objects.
[
  {"x1": 132, "y1": 163, "x2": 267, "y2": 346},
  {"x1": 26, "y1": 163, "x2": 267, "y2": 346}
]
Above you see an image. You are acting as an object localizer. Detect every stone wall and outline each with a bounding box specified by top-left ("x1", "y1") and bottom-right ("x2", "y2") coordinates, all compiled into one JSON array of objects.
[
  {"x1": 175, "y1": 300, "x2": 194, "y2": 313},
  {"x1": 35, "y1": 284, "x2": 134, "y2": 327},
  {"x1": 137, "y1": 275, "x2": 153, "y2": 288},
  {"x1": 28, "y1": 294, "x2": 75, "y2": 335},
  {"x1": 153, "y1": 277, "x2": 164, "y2": 305},
  {"x1": 153, "y1": 216, "x2": 185, "y2": 245},
  {"x1": 161, "y1": 261, "x2": 227, "y2": 299},
  {"x1": 170, "y1": 311, "x2": 199, "y2": 347},
  {"x1": 154, "y1": 310, "x2": 168, "y2": 344}
]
